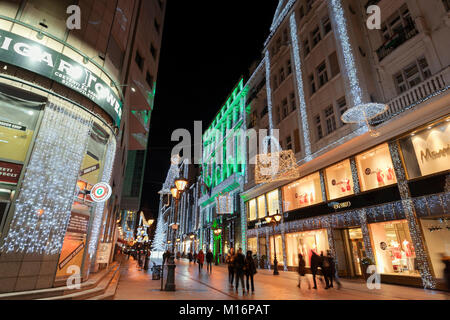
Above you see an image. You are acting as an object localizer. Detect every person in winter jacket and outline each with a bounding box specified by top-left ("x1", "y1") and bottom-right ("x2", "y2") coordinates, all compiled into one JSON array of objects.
[
  {"x1": 310, "y1": 250, "x2": 323, "y2": 289},
  {"x1": 234, "y1": 248, "x2": 246, "y2": 294},
  {"x1": 225, "y1": 248, "x2": 235, "y2": 286},
  {"x1": 206, "y1": 249, "x2": 214, "y2": 273},
  {"x1": 197, "y1": 250, "x2": 205, "y2": 272},
  {"x1": 297, "y1": 253, "x2": 310, "y2": 289},
  {"x1": 244, "y1": 250, "x2": 257, "y2": 293}
]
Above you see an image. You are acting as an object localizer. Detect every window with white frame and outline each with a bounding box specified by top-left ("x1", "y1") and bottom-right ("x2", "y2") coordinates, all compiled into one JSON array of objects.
[
  {"x1": 381, "y1": 4, "x2": 415, "y2": 42},
  {"x1": 324, "y1": 105, "x2": 337, "y2": 135},
  {"x1": 328, "y1": 51, "x2": 340, "y2": 78},
  {"x1": 394, "y1": 57, "x2": 432, "y2": 94},
  {"x1": 317, "y1": 61, "x2": 328, "y2": 88},
  {"x1": 337, "y1": 96, "x2": 347, "y2": 122}
]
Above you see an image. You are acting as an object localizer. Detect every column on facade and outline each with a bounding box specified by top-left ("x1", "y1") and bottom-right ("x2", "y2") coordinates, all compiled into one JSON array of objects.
[
  {"x1": 277, "y1": 188, "x2": 288, "y2": 271},
  {"x1": 240, "y1": 194, "x2": 247, "y2": 253},
  {"x1": 289, "y1": 12, "x2": 312, "y2": 160},
  {"x1": 389, "y1": 142, "x2": 436, "y2": 289},
  {"x1": 256, "y1": 227, "x2": 260, "y2": 264},
  {"x1": 265, "y1": 226, "x2": 271, "y2": 270}
]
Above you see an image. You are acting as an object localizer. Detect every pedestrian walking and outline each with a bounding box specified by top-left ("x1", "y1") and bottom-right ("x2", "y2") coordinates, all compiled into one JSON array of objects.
[
  {"x1": 244, "y1": 250, "x2": 257, "y2": 294},
  {"x1": 197, "y1": 250, "x2": 205, "y2": 272},
  {"x1": 226, "y1": 248, "x2": 235, "y2": 287},
  {"x1": 206, "y1": 249, "x2": 214, "y2": 273},
  {"x1": 297, "y1": 253, "x2": 310, "y2": 289},
  {"x1": 234, "y1": 248, "x2": 246, "y2": 294},
  {"x1": 163, "y1": 250, "x2": 170, "y2": 265},
  {"x1": 188, "y1": 251, "x2": 193, "y2": 263},
  {"x1": 310, "y1": 250, "x2": 323, "y2": 289}
]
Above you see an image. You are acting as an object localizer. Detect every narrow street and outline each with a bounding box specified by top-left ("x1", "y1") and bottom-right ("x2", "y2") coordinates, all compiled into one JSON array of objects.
[{"x1": 114, "y1": 257, "x2": 450, "y2": 300}]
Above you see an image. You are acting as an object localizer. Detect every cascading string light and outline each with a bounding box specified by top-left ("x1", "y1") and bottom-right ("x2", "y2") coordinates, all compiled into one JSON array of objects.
[
  {"x1": 265, "y1": 0, "x2": 297, "y2": 48},
  {"x1": 0, "y1": 103, "x2": 92, "y2": 255},
  {"x1": 264, "y1": 50, "x2": 274, "y2": 136},
  {"x1": 88, "y1": 135, "x2": 117, "y2": 258},
  {"x1": 289, "y1": 13, "x2": 312, "y2": 161}
]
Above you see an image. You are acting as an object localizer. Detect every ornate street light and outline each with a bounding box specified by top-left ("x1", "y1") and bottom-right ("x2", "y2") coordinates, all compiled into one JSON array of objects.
[
  {"x1": 265, "y1": 210, "x2": 282, "y2": 275},
  {"x1": 165, "y1": 176, "x2": 189, "y2": 292}
]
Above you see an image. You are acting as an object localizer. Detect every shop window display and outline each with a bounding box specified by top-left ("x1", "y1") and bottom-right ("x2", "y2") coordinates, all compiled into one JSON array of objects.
[
  {"x1": 285, "y1": 229, "x2": 329, "y2": 268},
  {"x1": 248, "y1": 199, "x2": 256, "y2": 221},
  {"x1": 324, "y1": 159, "x2": 355, "y2": 200},
  {"x1": 399, "y1": 119, "x2": 450, "y2": 180},
  {"x1": 257, "y1": 195, "x2": 266, "y2": 219},
  {"x1": 420, "y1": 217, "x2": 450, "y2": 280},
  {"x1": 269, "y1": 234, "x2": 284, "y2": 266},
  {"x1": 355, "y1": 143, "x2": 397, "y2": 192},
  {"x1": 370, "y1": 220, "x2": 420, "y2": 276},
  {"x1": 248, "y1": 237, "x2": 257, "y2": 255},
  {"x1": 282, "y1": 172, "x2": 323, "y2": 212},
  {"x1": 266, "y1": 190, "x2": 279, "y2": 215}
]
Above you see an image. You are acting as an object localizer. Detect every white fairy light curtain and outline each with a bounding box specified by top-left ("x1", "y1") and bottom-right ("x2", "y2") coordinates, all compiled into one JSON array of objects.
[
  {"x1": 88, "y1": 135, "x2": 116, "y2": 258},
  {"x1": 255, "y1": 136, "x2": 300, "y2": 184},
  {"x1": 0, "y1": 103, "x2": 93, "y2": 254},
  {"x1": 216, "y1": 193, "x2": 233, "y2": 214}
]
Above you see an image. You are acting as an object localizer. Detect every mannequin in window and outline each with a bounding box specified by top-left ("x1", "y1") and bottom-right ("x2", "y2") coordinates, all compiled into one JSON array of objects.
[{"x1": 402, "y1": 240, "x2": 415, "y2": 272}]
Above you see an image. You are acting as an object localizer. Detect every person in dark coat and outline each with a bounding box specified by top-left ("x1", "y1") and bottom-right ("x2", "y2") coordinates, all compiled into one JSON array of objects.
[
  {"x1": 234, "y1": 248, "x2": 246, "y2": 294},
  {"x1": 188, "y1": 251, "x2": 193, "y2": 263},
  {"x1": 206, "y1": 249, "x2": 214, "y2": 273},
  {"x1": 162, "y1": 250, "x2": 170, "y2": 265},
  {"x1": 197, "y1": 250, "x2": 205, "y2": 272},
  {"x1": 310, "y1": 250, "x2": 323, "y2": 289},
  {"x1": 244, "y1": 250, "x2": 257, "y2": 293},
  {"x1": 297, "y1": 253, "x2": 310, "y2": 289},
  {"x1": 225, "y1": 248, "x2": 235, "y2": 287}
]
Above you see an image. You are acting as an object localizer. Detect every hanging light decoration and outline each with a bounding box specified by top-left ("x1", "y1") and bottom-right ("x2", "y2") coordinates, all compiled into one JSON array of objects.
[
  {"x1": 216, "y1": 192, "x2": 233, "y2": 214},
  {"x1": 0, "y1": 103, "x2": 93, "y2": 254}
]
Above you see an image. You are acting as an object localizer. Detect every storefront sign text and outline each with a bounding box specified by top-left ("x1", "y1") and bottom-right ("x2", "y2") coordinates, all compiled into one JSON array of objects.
[
  {"x1": 0, "y1": 161, "x2": 22, "y2": 184},
  {"x1": 420, "y1": 145, "x2": 450, "y2": 163},
  {"x1": 0, "y1": 30, "x2": 122, "y2": 126}
]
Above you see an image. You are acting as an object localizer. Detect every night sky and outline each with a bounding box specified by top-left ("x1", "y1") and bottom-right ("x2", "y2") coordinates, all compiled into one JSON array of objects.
[{"x1": 141, "y1": 1, "x2": 279, "y2": 218}]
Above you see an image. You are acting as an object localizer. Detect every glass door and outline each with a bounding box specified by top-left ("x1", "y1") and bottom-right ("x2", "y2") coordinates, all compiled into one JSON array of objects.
[{"x1": 348, "y1": 228, "x2": 366, "y2": 276}]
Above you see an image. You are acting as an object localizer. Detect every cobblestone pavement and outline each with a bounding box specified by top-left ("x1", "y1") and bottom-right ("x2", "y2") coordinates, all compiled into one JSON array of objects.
[{"x1": 114, "y1": 257, "x2": 450, "y2": 300}]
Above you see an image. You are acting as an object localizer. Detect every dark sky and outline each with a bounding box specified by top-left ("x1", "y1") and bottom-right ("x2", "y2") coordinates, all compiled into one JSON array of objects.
[{"x1": 141, "y1": 1, "x2": 279, "y2": 218}]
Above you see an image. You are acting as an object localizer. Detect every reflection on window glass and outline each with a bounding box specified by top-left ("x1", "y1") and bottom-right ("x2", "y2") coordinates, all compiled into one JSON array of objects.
[
  {"x1": 257, "y1": 195, "x2": 266, "y2": 219},
  {"x1": 248, "y1": 199, "x2": 256, "y2": 221},
  {"x1": 355, "y1": 143, "x2": 397, "y2": 192},
  {"x1": 285, "y1": 229, "x2": 329, "y2": 267}
]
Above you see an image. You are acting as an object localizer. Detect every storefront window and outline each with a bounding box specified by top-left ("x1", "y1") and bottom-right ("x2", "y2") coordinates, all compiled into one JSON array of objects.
[
  {"x1": 348, "y1": 228, "x2": 366, "y2": 276},
  {"x1": 324, "y1": 159, "x2": 354, "y2": 200},
  {"x1": 399, "y1": 119, "x2": 450, "y2": 180},
  {"x1": 248, "y1": 237, "x2": 257, "y2": 255},
  {"x1": 369, "y1": 220, "x2": 420, "y2": 277},
  {"x1": 257, "y1": 195, "x2": 266, "y2": 219},
  {"x1": 269, "y1": 234, "x2": 284, "y2": 266},
  {"x1": 285, "y1": 229, "x2": 329, "y2": 267},
  {"x1": 355, "y1": 143, "x2": 397, "y2": 192},
  {"x1": 0, "y1": 93, "x2": 41, "y2": 163},
  {"x1": 248, "y1": 199, "x2": 256, "y2": 221},
  {"x1": 266, "y1": 190, "x2": 279, "y2": 215},
  {"x1": 282, "y1": 172, "x2": 323, "y2": 212},
  {"x1": 420, "y1": 217, "x2": 450, "y2": 280}
]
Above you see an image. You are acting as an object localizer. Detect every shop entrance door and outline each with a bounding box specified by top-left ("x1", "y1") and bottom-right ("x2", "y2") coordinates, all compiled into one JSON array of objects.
[
  {"x1": 258, "y1": 237, "x2": 267, "y2": 268},
  {"x1": 347, "y1": 228, "x2": 366, "y2": 277}
]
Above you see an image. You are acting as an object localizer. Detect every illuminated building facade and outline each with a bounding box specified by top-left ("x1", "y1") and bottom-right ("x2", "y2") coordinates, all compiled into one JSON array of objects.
[
  {"x1": 0, "y1": 0, "x2": 165, "y2": 294},
  {"x1": 242, "y1": 0, "x2": 449, "y2": 290}
]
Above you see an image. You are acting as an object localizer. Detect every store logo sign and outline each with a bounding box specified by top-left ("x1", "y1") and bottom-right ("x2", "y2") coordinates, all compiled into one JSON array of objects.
[
  {"x1": 420, "y1": 145, "x2": 450, "y2": 163},
  {"x1": 90, "y1": 182, "x2": 112, "y2": 203},
  {"x1": 0, "y1": 161, "x2": 23, "y2": 185},
  {"x1": 329, "y1": 201, "x2": 351, "y2": 210},
  {"x1": 0, "y1": 30, "x2": 122, "y2": 126}
]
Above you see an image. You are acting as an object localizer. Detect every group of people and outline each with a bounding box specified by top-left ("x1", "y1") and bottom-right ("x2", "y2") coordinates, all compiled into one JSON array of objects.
[
  {"x1": 225, "y1": 248, "x2": 257, "y2": 294},
  {"x1": 187, "y1": 249, "x2": 215, "y2": 273},
  {"x1": 298, "y1": 250, "x2": 341, "y2": 290}
]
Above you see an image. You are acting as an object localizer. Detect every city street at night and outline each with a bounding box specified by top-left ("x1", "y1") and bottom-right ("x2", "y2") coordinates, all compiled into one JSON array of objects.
[{"x1": 113, "y1": 257, "x2": 450, "y2": 300}]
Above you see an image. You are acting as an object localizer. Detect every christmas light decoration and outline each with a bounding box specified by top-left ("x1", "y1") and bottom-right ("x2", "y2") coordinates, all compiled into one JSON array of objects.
[
  {"x1": 0, "y1": 103, "x2": 93, "y2": 254},
  {"x1": 151, "y1": 211, "x2": 168, "y2": 257},
  {"x1": 350, "y1": 158, "x2": 361, "y2": 194},
  {"x1": 160, "y1": 154, "x2": 181, "y2": 195},
  {"x1": 264, "y1": 51, "x2": 274, "y2": 135},
  {"x1": 88, "y1": 135, "x2": 116, "y2": 258},
  {"x1": 216, "y1": 192, "x2": 233, "y2": 214},
  {"x1": 265, "y1": 0, "x2": 297, "y2": 47},
  {"x1": 289, "y1": 13, "x2": 312, "y2": 160}
]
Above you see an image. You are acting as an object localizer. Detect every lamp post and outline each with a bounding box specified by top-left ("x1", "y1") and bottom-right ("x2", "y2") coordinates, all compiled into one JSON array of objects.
[
  {"x1": 164, "y1": 177, "x2": 188, "y2": 291},
  {"x1": 265, "y1": 210, "x2": 282, "y2": 275},
  {"x1": 213, "y1": 227, "x2": 222, "y2": 265}
]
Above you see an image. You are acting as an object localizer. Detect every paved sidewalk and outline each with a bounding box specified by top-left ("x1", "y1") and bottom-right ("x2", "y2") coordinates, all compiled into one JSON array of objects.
[{"x1": 114, "y1": 258, "x2": 450, "y2": 300}]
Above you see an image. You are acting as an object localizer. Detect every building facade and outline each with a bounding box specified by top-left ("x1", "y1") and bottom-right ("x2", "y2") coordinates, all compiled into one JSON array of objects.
[
  {"x1": 0, "y1": 0, "x2": 165, "y2": 294},
  {"x1": 242, "y1": 0, "x2": 449, "y2": 290}
]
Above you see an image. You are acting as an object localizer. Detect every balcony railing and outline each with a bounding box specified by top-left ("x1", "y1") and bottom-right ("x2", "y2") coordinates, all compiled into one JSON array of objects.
[
  {"x1": 371, "y1": 66, "x2": 450, "y2": 125},
  {"x1": 376, "y1": 24, "x2": 419, "y2": 62}
]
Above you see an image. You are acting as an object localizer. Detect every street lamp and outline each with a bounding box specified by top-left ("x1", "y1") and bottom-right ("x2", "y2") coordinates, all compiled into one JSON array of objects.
[
  {"x1": 165, "y1": 177, "x2": 189, "y2": 291},
  {"x1": 265, "y1": 210, "x2": 282, "y2": 275}
]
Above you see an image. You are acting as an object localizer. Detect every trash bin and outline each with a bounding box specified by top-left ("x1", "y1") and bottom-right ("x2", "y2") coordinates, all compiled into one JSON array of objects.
[{"x1": 152, "y1": 264, "x2": 162, "y2": 280}]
